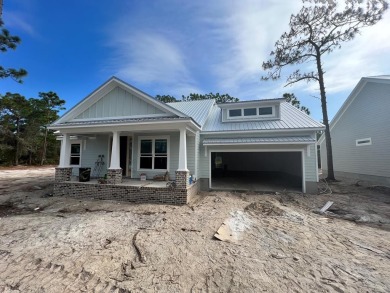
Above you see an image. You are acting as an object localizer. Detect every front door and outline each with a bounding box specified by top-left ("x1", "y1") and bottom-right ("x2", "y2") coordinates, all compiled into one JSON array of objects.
[{"x1": 120, "y1": 136, "x2": 127, "y2": 176}]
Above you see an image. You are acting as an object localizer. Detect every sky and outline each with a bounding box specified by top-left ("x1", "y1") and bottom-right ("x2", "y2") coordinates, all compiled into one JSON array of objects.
[{"x1": 1, "y1": 0, "x2": 390, "y2": 122}]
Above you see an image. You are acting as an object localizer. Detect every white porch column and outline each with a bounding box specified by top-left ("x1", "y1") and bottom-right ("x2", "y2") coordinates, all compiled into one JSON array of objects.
[
  {"x1": 178, "y1": 127, "x2": 188, "y2": 171},
  {"x1": 109, "y1": 131, "x2": 121, "y2": 169},
  {"x1": 59, "y1": 133, "x2": 71, "y2": 167}
]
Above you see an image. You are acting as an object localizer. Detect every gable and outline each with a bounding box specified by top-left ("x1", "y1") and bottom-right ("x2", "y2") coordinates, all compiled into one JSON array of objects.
[
  {"x1": 74, "y1": 86, "x2": 166, "y2": 120},
  {"x1": 318, "y1": 76, "x2": 390, "y2": 145},
  {"x1": 53, "y1": 77, "x2": 187, "y2": 125}
]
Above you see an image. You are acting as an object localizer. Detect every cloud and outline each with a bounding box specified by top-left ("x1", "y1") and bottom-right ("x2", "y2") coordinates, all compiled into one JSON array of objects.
[
  {"x1": 105, "y1": 0, "x2": 390, "y2": 106},
  {"x1": 106, "y1": 13, "x2": 201, "y2": 97},
  {"x1": 3, "y1": 11, "x2": 36, "y2": 36},
  {"x1": 191, "y1": 1, "x2": 302, "y2": 95}
]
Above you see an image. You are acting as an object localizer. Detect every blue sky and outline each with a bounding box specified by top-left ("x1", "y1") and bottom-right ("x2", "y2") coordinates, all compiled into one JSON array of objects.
[{"x1": 2, "y1": 0, "x2": 390, "y2": 121}]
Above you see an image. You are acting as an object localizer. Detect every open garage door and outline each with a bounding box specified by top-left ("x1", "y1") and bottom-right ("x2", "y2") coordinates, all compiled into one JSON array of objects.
[{"x1": 211, "y1": 151, "x2": 303, "y2": 192}]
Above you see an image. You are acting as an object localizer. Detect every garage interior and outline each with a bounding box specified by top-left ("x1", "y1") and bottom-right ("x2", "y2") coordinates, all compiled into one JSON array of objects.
[{"x1": 211, "y1": 152, "x2": 303, "y2": 192}]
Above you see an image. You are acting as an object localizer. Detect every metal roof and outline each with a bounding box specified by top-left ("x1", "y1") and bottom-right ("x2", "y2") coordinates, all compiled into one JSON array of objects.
[
  {"x1": 167, "y1": 99, "x2": 215, "y2": 127},
  {"x1": 202, "y1": 102, "x2": 324, "y2": 132},
  {"x1": 203, "y1": 136, "x2": 316, "y2": 145},
  {"x1": 51, "y1": 116, "x2": 191, "y2": 127}
]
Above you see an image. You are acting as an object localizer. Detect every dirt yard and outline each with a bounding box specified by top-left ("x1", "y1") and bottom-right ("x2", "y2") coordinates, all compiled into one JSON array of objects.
[{"x1": 0, "y1": 166, "x2": 390, "y2": 292}]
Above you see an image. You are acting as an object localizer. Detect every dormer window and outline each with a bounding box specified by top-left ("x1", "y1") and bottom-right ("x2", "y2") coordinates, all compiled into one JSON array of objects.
[
  {"x1": 258, "y1": 107, "x2": 273, "y2": 116},
  {"x1": 220, "y1": 98, "x2": 282, "y2": 122},
  {"x1": 227, "y1": 106, "x2": 275, "y2": 120},
  {"x1": 229, "y1": 109, "x2": 242, "y2": 117},
  {"x1": 244, "y1": 108, "x2": 256, "y2": 116}
]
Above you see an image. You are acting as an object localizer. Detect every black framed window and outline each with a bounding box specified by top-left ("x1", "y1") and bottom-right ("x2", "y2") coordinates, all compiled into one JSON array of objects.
[
  {"x1": 258, "y1": 107, "x2": 273, "y2": 115},
  {"x1": 139, "y1": 138, "x2": 168, "y2": 170},
  {"x1": 70, "y1": 143, "x2": 81, "y2": 165},
  {"x1": 244, "y1": 108, "x2": 257, "y2": 116},
  {"x1": 229, "y1": 109, "x2": 242, "y2": 117}
]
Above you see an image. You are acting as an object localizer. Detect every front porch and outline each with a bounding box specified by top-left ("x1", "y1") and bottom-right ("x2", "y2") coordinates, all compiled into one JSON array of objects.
[
  {"x1": 54, "y1": 124, "x2": 200, "y2": 205},
  {"x1": 53, "y1": 177, "x2": 200, "y2": 205}
]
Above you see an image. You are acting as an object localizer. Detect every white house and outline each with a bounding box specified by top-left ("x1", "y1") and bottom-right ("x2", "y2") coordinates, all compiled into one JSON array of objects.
[
  {"x1": 319, "y1": 76, "x2": 390, "y2": 186},
  {"x1": 49, "y1": 77, "x2": 324, "y2": 204}
]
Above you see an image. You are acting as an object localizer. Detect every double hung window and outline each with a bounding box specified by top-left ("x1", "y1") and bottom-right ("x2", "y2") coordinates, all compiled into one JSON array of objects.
[{"x1": 139, "y1": 138, "x2": 168, "y2": 170}]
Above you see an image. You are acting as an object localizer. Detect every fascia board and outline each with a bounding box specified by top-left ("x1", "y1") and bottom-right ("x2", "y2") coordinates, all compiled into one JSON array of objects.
[
  {"x1": 203, "y1": 141, "x2": 315, "y2": 146},
  {"x1": 48, "y1": 118, "x2": 201, "y2": 131},
  {"x1": 201, "y1": 127, "x2": 325, "y2": 135}
]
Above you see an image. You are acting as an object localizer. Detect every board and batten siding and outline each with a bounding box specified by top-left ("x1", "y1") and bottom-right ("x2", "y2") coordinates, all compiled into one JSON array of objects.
[
  {"x1": 320, "y1": 81, "x2": 390, "y2": 180},
  {"x1": 75, "y1": 86, "x2": 166, "y2": 119}
]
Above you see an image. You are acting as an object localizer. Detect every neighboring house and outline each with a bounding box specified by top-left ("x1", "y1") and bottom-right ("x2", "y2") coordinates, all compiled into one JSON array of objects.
[
  {"x1": 319, "y1": 76, "x2": 390, "y2": 186},
  {"x1": 49, "y1": 77, "x2": 324, "y2": 204}
]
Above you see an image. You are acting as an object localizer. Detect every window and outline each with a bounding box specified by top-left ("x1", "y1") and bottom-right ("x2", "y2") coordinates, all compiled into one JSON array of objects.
[
  {"x1": 227, "y1": 105, "x2": 276, "y2": 120},
  {"x1": 229, "y1": 109, "x2": 242, "y2": 117},
  {"x1": 258, "y1": 107, "x2": 273, "y2": 115},
  {"x1": 139, "y1": 137, "x2": 168, "y2": 170},
  {"x1": 70, "y1": 143, "x2": 81, "y2": 165},
  {"x1": 356, "y1": 138, "x2": 372, "y2": 146},
  {"x1": 244, "y1": 108, "x2": 257, "y2": 116}
]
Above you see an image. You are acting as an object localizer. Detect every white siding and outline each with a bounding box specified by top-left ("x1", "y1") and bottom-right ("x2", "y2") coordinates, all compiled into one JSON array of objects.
[
  {"x1": 132, "y1": 132, "x2": 179, "y2": 180},
  {"x1": 321, "y1": 81, "x2": 390, "y2": 179},
  {"x1": 72, "y1": 135, "x2": 109, "y2": 176},
  {"x1": 75, "y1": 86, "x2": 166, "y2": 119},
  {"x1": 187, "y1": 134, "x2": 196, "y2": 177}
]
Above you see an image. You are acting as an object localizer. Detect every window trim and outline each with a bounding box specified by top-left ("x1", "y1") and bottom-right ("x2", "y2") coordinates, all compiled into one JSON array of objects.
[
  {"x1": 258, "y1": 106, "x2": 274, "y2": 117},
  {"x1": 137, "y1": 136, "x2": 170, "y2": 171},
  {"x1": 356, "y1": 137, "x2": 372, "y2": 146},
  {"x1": 70, "y1": 140, "x2": 82, "y2": 166},
  {"x1": 227, "y1": 105, "x2": 275, "y2": 120}
]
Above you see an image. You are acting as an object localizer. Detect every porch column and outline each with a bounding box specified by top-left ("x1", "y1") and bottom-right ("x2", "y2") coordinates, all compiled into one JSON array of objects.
[
  {"x1": 59, "y1": 133, "x2": 71, "y2": 167},
  {"x1": 109, "y1": 131, "x2": 121, "y2": 169},
  {"x1": 56, "y1": 133, "x2": 72, "y2": 182},
  {"x1": 176, "y1": 127, "x2": 189, "y2": 190},
  {"x1": 178, "y1": 128, "x2": 188, "y2": 171},
  {"x1": 108, "y1": 131, "x2": 122, "y2": 184}
]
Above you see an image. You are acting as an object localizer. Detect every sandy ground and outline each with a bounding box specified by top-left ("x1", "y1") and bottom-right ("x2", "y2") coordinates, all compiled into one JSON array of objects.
[{"x1": 0, "y1": 166, "x2": 390, "y2": 292}]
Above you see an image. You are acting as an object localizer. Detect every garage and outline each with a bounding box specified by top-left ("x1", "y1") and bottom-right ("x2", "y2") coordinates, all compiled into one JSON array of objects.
[{"x1": 210, "y1": 151, "x2": 303, "y2": 192}]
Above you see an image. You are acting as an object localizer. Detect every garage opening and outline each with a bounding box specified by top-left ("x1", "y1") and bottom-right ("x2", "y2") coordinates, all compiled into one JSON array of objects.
[{"x1": 211, "y1": 152, "x2": 303, "y2": 192}]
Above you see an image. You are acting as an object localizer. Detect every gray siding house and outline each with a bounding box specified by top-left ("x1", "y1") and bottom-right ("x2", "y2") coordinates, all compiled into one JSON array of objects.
[
  {"x1": 319, "y1": 76, "x2": 390, "y2": 186},
  {"x1": 49, "y1": 77, "x2": 324, "y2": 204}
]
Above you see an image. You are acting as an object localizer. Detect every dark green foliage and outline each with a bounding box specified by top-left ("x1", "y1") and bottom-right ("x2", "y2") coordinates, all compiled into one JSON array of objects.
[
  {"x1": 156, "y1": 93, "x2": 239, "y2": 104},
  {"x1": 155, "y1": 95, "x2": 178, "y2": 103},
  {"x1": 283, "y1": 93, "x2": 310, "y2": 115},
  {"x1": 261, "y1": 0, "x2": 388, "y2": 180},
  {"x1": 181, "y1": 93, "x2": 239, "y2": 104},
  {"x1": 0, "y1": 18, "x2": 28, "y2": 83},
  {"x1": 0, "y1": 92, "x2": 65, "y2": 166}
]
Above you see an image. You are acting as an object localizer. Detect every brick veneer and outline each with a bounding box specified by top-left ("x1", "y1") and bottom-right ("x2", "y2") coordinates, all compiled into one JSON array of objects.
[
  {"x1": 53, "y1": 168, "x2": 199, "y2": 205},
  {"x1": 175, "y1": 170, "x2": 189, "y2": 189},
  {"x1": 53, "y1": 180, "x2": 199, "y2": 205},
  {"x1": 107, "y1": 169, "x2": 122, "y2": 184},
  {"x1": 55, "y1": 167, "x2": 72, "y2": 182}
]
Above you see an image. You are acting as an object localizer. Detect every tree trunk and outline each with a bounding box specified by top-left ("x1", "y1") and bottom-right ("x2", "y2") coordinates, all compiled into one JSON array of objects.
[
  {"x1": 40, "y1": 127, "x2": 48, "y2": 165},
  {"x1": 316, "y1": 54, "x2": 335, "y2": 180},
  {"x1": 14, "y1": 118, "x2": 20, "y2": 166}
]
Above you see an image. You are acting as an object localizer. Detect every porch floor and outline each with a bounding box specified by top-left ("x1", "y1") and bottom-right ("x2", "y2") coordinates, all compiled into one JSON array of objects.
[{"x1": 70, "y1": 177, "x2": 170, "y2": 188}]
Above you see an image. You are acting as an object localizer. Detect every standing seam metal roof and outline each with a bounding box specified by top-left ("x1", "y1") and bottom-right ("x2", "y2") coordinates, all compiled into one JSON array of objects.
[
  {"x1": 167, "y1": 99, "x2": 215, "y2": 127},
  {"x1": 201, "y1": 102, "x2": 324, "y2": 132}
]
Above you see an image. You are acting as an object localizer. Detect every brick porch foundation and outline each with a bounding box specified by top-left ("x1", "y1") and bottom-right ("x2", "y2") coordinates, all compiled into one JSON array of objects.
[
  {"x1": 53, "y1": 168, "x2": 200, "y2": 205},
  {"x1": 55, "y1": 167, "x2": 72, "y2": 182},
  {"x1": 107, "y1": 169, "x2": 122, "y2": 184}
]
